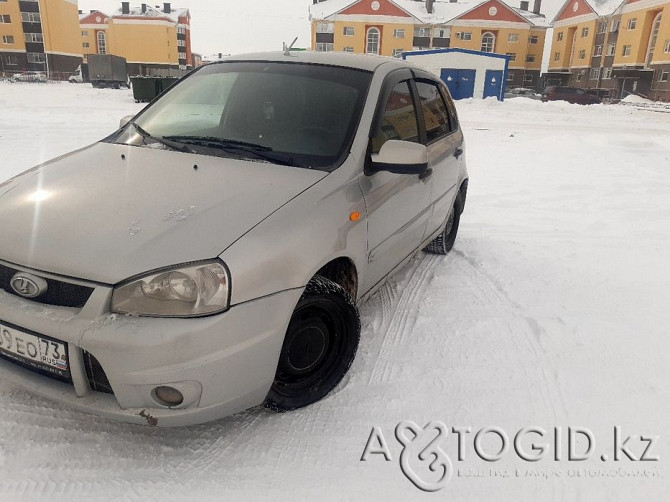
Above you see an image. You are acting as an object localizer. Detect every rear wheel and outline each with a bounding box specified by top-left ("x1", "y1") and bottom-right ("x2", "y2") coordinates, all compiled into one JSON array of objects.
[
  {"x1": 424, "y1": 197, "x2": 462, "y2": 255},
  {"x1": 265, "y1": 276, "x2": 360, "y2": 412}
]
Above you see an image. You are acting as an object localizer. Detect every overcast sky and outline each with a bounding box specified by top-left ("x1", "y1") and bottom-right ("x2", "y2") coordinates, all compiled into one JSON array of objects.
[
  {"x1": 77, "y1": 0, "x2": 315, "y2": 57},
  {"x1": 77, "y1": 0, "x2": 564, "y2": 57}
]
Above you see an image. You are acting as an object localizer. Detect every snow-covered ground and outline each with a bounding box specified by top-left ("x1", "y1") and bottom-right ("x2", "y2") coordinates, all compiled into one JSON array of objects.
[{"x1": 0, "y1": 82, "x2": 669, "y2": 500}]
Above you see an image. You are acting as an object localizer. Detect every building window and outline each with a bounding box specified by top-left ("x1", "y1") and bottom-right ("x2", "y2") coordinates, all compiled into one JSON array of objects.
[
  {"x1": 645, "y1": 12, "x2": 662, "y2": 65},
  {"x1": 480, "y1": 32, "x2": 495, "y2": 53},
  {"x1": 554, "y1": 52, "x2": 560, "y2": 61},
  {"x1": 316, "y1": 42, "x2": 334, "y2": 52},
  {"x1": 316, "y1": 22, "x2": 334, "y2": 34},
  {"x1": 20, "y1": 12, "x2": 40, "y2": 23},
  {"x1": 529, "y1": 35, "x2": 538, "y2": 44},
  {"x1": 581, "y1": 27, "x2": 589, "y2": 38},
  {"x1": 589, "y1": 68, "x2": 600, "y2": 80},
  {"x1": 367, "y1": 27, "x2": 380, "y2": 55},
  {"x1": 97, "y1": 31, "x2": 107, "y2": 54},
  {"x1": 506, "y1": 52, "x2": 516, "y2": 61},
  {"x1": 508, "y1": 33, "x2": 519, "y2": 43},
  {"x1": 602, "y1": 67, "x2": 613, "y2": 79},
  {"x1": 456, "y1": 31, "x2": 472, "y2": 41},
  {"x1": 557, "y1": 31, "x2": 563, "y2": 41},
  {"x1": 27, "y1": 53, "x2": 45, "y2": 64},
  {"x1": 526, "y1": 54, "x2": 536, "y2": 63},
  {"x1": 343, "y1": 26, "x2": 354, "y2": 36},
  {"x1": 5, "y1": 55, "x2": 17, "y2": 65},
  {"x1": 524, "y1": 73, "x2": 534, "y2": 83},
  {"x1": 597, "y1": 22, "x2": 607, "y2": 34},
  {"x1": 343, "y1": 46, "x2": 354, "y2": 53},
  {"x1": 507, "y1": 71, "x2": 514, "y2": 81},
  {"x1": 578, "y1": 49, "x2": 585, "y2": 60},
  {"x1": 177, "y1": 40, "x2": 186, "y2": 47},
  {"x1": 177, "y1": 27, "x2": 186, "y2": 34},
  {"x1": 24, "y1": 33, "x2": 43, "y2": 43},
  {"x1": 627, "y1": 18, "x2": 636, "y2": 30},
  {"x1": 414, "y1": 27, "x2": 431, "y2": 37},
  {"x1": 610, "y1": 19, "x2": 620, "y2": 32},
  {"x1": 594, "y1": 45, "x2": 602, "y2": 56},
  {"x1": 660, "y1": 71, "x2": 669, "y2": 82},
  {"x1": 392, "y1": 48, "x2": 403, "y2": 57},
  {"x1": 1, "y1": 35, "x2": 13, "y2": 44},
  {"x1": 83, "y1": 42, "x2": 90, "y2": 48},
  {"x1": 0, "y1": 14, "x2": 10, "y2": 23},
  {"x1": 607, "y1": 43, "x2": 616, "y2": 56},
  {"x1": 394, "y1": 28, "x2": 405, "y2": 38},
  {"x1": 576, "y1": 73, "x2": 582, "y2": 82},
  {"x1": 622, "y1": 45, "x2": 631, "y2": 57},
  {"x1": 432, "y1": 28, "x2": 448, "y2": 38},
  {"x1": 665, "y1": 40, "x2": 670, "y2": 53},
  {"x1": 81, "y1": 30, "x2": 89, "y2": 37}
]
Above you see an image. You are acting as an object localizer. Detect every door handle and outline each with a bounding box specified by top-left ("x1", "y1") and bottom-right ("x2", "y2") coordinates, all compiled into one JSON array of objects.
[
  {"x1": 419, "y1": 167, "x2": 433, "y2": 181},
  {"x1": 454, "y1": 147, "x2": 463, "y2": 159}
]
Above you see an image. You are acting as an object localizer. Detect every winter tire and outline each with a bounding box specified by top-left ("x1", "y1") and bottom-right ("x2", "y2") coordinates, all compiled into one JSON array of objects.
[
  {"x1": 424, "y1": 196, "x2": 462, "y2": 255},
  {"x1": 265, "y1": 276, "x2": 360, "y2": 412}
]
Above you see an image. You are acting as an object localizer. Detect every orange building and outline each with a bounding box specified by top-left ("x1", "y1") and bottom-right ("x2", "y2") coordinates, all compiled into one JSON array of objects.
[
  {"x1": 0, "y1": 0, "x2": 82, "y2": 77},
  {"x1": 309, "y1": 0, "x2": 549, "y2": 89},
  {"x1": 547, "y1": 0, "x2": 670, "y2": 100},
  {"x1": 79, "y1": 2, "x2": 192, "y2": 74}
]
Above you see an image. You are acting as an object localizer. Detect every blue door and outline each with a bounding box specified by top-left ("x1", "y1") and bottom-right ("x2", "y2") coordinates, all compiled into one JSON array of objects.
[
  {"x1": 483, "y1": 70, "x2": 503, "y2": 100},
  {"x1": 440, "y1": 68, "x2": 475, "y2": 100}
]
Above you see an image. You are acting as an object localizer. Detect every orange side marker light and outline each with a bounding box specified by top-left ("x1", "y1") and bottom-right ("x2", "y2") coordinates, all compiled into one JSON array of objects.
[{"x1": 349, "y1": 211, "x2": 361, "y2": 222}]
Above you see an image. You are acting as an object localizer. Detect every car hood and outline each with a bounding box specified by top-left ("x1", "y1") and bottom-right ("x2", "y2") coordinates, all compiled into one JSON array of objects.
[{"x1": 0, "y1": 142, "x2": 326, "y2": 284}]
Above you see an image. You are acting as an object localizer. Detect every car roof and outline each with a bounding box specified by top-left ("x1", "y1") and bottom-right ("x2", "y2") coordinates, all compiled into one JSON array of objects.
[{"x1": 212, "y1": 51, "x2": 413, "y2": 73}]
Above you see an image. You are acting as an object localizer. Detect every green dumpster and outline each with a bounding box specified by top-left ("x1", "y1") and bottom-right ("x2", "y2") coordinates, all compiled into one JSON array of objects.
[{"x1": 130, "y1": 76, "x2": 160, "y2": 103}]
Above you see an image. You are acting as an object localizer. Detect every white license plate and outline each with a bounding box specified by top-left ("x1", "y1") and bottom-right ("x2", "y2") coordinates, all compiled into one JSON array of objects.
[{"x1": 0, "y1": 321, "x2": 69, "y2": 378}]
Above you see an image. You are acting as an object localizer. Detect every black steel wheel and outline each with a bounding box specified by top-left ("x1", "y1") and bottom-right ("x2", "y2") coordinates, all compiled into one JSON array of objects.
[
  {"x1": 424, "y1": 196, "x2": 462, "y2": 255},
  {"x1": 265, "y1": 276, "x2": 360, "y2": 412}
]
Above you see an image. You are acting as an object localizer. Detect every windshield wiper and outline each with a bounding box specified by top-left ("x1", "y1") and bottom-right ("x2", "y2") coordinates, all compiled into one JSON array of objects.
[
  {"x1": 131, "y1": 123, "x2": 193, "y2": 153},
  {"x1": 162, "y1": 135, "x2": 299, "y2": 167}
]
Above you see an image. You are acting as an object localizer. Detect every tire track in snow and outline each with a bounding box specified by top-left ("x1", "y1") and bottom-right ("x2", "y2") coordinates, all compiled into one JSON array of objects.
[
  {"x1": 451, "y1": 249, "x2": 569, "y2": 423},
  {"x1": 367, "y1": 254, "x2": 440, "y2": 385}
]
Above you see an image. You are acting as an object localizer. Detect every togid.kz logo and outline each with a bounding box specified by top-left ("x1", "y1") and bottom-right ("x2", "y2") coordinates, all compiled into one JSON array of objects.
[
  {"x1": 361, "y1": 422, "x2": 660, "y2": 492},
  {"x1": 362, "y1": 421, "x2": 453, "y2": 492}
]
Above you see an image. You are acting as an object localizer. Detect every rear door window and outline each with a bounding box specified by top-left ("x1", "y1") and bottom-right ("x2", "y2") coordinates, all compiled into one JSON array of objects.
[{"x1": 415, "y1": 80, "x2": 452, "y2": 144}]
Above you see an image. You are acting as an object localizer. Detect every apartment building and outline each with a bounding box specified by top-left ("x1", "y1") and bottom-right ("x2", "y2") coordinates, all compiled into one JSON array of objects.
[
  {"x1": 309, "y1": 0, "x2": 548, "y2": 89},
  {"x1": 0, "y1": 0, "x2": 82, "y2": 77},
  {"x1": 79, "y1": 2, "x2": 192, "y2": 74},
  {"x1": 547, "y1": 0, "x2": 670, "y2": 100}
]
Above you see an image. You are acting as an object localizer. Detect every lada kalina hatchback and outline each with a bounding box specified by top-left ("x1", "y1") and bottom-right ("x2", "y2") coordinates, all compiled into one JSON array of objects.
[{"x1": 0, "y1": 52, "x2": 468, "y2": 426}]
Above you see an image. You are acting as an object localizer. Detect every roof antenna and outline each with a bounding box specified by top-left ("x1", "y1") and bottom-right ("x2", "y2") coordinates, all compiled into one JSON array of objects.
[{"x1": 283, "y1": 37, "x2": 299, "y2": 56}]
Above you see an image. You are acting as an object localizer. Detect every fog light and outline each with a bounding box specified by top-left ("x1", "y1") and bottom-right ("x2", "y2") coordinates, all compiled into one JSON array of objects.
[{"x1": 153, "y1": 386, "x2": 184, "y2": 406}]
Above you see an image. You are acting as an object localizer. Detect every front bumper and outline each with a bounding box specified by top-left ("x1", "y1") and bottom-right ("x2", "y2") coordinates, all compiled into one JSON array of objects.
[{"x1": 0, "y1": 274, "x2": 302, "y2": 427}]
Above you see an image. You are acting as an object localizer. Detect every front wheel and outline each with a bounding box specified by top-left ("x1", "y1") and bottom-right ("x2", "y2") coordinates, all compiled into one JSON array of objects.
[{"x1": 265, "y1": 276, "x2": 360, "y2": 412}]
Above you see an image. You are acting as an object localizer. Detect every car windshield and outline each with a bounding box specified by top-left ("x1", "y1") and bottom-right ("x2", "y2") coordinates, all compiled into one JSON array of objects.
[{"x1": 109, "y1": 61, "x2": 373, "y2": 170}]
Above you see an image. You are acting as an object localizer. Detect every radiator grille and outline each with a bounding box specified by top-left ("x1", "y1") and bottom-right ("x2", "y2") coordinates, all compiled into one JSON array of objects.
[{"x1": 0, "y1": 263, "x2": 94, "y2": 309}]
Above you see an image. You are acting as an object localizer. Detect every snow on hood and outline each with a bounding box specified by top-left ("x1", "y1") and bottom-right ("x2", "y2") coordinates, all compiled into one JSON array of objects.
[{"x1": 0, "y1": 142, "x2": 326, "y2": 284}]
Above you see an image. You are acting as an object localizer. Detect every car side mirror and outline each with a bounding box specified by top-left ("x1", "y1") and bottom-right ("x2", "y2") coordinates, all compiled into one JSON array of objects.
[
  {"x1": 119, "y1": 115, "x2": 134, "y2": 129},
  {"x1": 368, "y1": 140, "x2": 428, "y2": 176}
]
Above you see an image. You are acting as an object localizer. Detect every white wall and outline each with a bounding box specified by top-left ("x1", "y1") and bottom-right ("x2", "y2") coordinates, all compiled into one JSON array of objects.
[{"x1": 405, "y1": 51, "x2": 507, "y2": 99}]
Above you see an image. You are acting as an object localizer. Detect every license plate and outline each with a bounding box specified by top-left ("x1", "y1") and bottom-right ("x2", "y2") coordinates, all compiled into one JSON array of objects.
[{"x1": 0, "y1": 321, "x2": 69, "y2": 379}]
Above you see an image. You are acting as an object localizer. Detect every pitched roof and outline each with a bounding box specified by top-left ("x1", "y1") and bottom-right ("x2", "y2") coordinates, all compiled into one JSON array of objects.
[
  {"x1": 112, "y1": 4, "x2": 189, "y2": 23},
  {"x1": 552, "y1": 0, "x2": 625, "y2": 23},
  {"x1": 310, "y1": 0, "x2": 548, "y2": 26}
]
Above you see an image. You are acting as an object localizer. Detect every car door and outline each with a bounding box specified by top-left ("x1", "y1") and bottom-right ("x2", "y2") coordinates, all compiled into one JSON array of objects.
[
  {"x1": 360, "y1": 70, "x2": 432, "y2": 290},
  {"x1": 412, "y1": 73, "x2": 463, "y2": 238}
]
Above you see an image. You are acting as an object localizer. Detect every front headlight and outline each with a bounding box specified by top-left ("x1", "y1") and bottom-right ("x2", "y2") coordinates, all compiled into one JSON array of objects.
[{"x1": 111, "y1": 260, "x2": 230, "y2": 317}]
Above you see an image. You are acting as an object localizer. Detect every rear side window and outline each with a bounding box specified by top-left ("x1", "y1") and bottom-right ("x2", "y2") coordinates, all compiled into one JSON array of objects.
[
  {"x1": 415, "y1": 80, "x2": 452, "y2": 144},
  {"x1": 371, "y1": 81, "x2": 420, "y2": 153},
  {"x1": 438, "y1": 82, "x2": 459, "y2": 132}
]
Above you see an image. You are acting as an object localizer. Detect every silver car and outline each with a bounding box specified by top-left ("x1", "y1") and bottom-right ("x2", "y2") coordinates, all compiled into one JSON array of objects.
[{"x1": 0, "y1": 52, "x2": 468, "y2": 426}]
